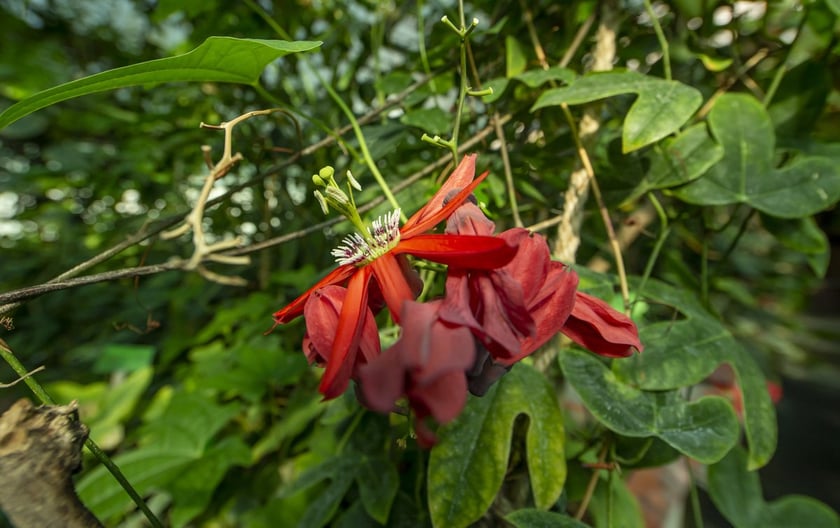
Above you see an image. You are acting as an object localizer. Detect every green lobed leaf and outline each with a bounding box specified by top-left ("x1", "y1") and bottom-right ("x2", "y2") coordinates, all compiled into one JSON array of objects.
[
  {"x1": 673, "y1": 93, "x2": 840, "y2": 217},
  {"x1": 614, "y1": 279, "x2": 778, "y2": 469},
  {"x1": 560, "y1": 348, "x2": 739, "y2": 464},
  {"x1": 0, "y1": 37, "x2": 321, "y2": 129},
  {"x1": 708, "y1": 446, "x2": 840, "y2": 528},
  {"x1": 506, "y1": 509, "x2": 590, "y2": 528},
  {"x1": 428, "y1": 364, "x2": 566, "y2": 528},
  {"x1": 531, "y1": 70, "x2": 702, "y2": 152}
]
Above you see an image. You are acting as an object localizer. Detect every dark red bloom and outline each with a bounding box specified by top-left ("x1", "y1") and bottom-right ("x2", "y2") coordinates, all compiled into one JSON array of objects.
[
  {"x1": 441, "y1": 202, "x2": 643, "y2": 365},
  {"x1": 273, "y1": 155, "x2": 517, "y2": 399},
  {"x1": 357, "y1": 300, "x2": 476, "y2": 447}
]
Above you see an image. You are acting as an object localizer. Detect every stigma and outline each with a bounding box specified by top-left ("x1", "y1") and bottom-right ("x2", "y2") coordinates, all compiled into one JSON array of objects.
[{"x1": 331, "y1": 209, "x2": 401, "y2": 266}]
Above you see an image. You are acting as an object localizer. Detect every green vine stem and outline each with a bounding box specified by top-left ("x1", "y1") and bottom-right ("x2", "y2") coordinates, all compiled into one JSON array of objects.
[
  {"x1": 422, "y1": 0, "x2": 479, "y2": 163},
  {"x1": 643, "y1": 0, "x2": 671, "y2": 80},
  {"x1": 0, "y1": 339, "x2": 164, "y2": 528}
]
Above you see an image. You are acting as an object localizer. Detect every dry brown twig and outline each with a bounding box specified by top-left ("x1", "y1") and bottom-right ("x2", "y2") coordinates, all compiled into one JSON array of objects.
[{"x1": 160, "y1": 110, "x2": 290, "y2": 286}]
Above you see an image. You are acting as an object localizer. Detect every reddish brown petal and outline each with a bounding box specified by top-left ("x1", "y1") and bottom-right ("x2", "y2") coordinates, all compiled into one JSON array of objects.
[
  {"x1": 273, "y1": 264, "x2": 356, "y2": 324},
  {"x1": 445, "y1": 202, "x2": 495, "y2": 237},
  {"x1": 357, "y1": 347, "x2": 407, "y2": 414},
  {"x1": 395, "y1": 234, "x2": 516, "y2": 269},
  {"x1": 498, "y1": 229, "x2": 552, "y2": 302},
  {"x1": 409, "y1": 369, "x2": 469, "y2": 424},
  {"x1": 561, "y1": 291, "x2": 643, "y2": 358},
  {"x1": 319, "y1": 267, "x2": 374, "y2": 398},
  {"x1": 511, "y1": 265, "x2": 578, "y2": 362},
  {"x1": 403, "y1": 154, "x2": 477, "y2": 232}
]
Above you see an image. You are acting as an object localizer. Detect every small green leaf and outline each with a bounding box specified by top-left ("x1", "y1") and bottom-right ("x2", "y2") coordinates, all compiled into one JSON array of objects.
[
  {"x1": 507, "y1": 509, "x2": 590, "y2": 528},
  {"x1": 697, "y1": 53, "x2": 733, "y2": 72},
  {"x1": 0, "y1": 37, "x2": 321, "y2": 129},
  {"x1": 762, "y1": 215, "x2": 830, "y2": 277},
  {"x1": 168, "y1": 436, "x2": 252, "y2": 528},
  {"x1": 428, "y1": 364, "x2": 565, "y2": 528},
  {"x1": 93, "y1": 343, "x2": 155, "y2": 373},
  {"x1": 674, "y1": 93, "x2": 840, "y2": 218},
  {"x1": 624, "y1": 123, "x2": 723, "y2": 204},
  {"x1": 400, "y1": 107, "x2": 452, "y2": 135},
  {"x1": 560, "y1": 349, "x2": 739, "y2": 464},
  {"x1": 356, "y1": 456, "x2": 399, "y2": 524},
  {"x1": 532, "y1": 70, "x2": 702, "y2": 152},
  {"x1": 506, "y1": 36, "x2": 528, "y2": 78},
  {"x1": 708, "y1": 446, "x2": 840, "y2": 528},
  {"x1": 515, "y1": 67, "x2": 576, "y2": 88},
  {"x1": 588, "y1": 473, "x2": 645, "y2": 528}
]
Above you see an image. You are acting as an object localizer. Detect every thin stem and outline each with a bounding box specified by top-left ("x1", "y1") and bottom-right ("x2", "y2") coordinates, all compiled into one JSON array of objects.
[
  {"x1": 764, "y1": 6, "x2": 809, "y2": 106},
  {"x1": 416, "y1": 0, "x2": 437, "y2": 92},
  {"x1": 560, "y1": 104, "x2": 631, "y2": 312},
  {"x1": 575, "y1": 440, "x2": 610, "y2": 520},
  {"x1": 315, "y1": 68, "x2": 404, "y2": 220},
  {"x1": 0, "y1": 339, "x2": 164, "y2": 528},
  {"x1": 643, "y1": 0, "x2": 671, "y2": 80},
  {"x1": 701, "y1": 230, "x2": 710, "y2": 308},
  {"x1": 711, "y1": 209, "x2": 756, "y2": 276},
  {"x1": 633, "y1": 193, "x2": 670, "y2": 306},
  {"x1": 687, "y1": 459, "x2": 705, "y2": 528}
]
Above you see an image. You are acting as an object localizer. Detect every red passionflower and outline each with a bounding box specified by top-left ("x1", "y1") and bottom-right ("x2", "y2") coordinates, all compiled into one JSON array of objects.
[
  {"x1": 358, "y1": 299, "x2": 476, "y2": 447},
  {"x1": 441, "y1": 202, "x2": 643, "y2": 365},
  {"x1": 273, "y1": 155, "x2": 516, "y2": 398}
]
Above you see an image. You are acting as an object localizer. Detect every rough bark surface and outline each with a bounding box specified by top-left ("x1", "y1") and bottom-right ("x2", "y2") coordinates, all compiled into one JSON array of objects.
[{"x1": 0, "y1": 399, "x2": 103, "y2": 528}]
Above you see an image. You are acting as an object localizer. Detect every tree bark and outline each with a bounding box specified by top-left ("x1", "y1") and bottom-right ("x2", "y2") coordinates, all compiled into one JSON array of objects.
[{"x1": 0, "y1": 399, "x2": 103, "y2": 528}]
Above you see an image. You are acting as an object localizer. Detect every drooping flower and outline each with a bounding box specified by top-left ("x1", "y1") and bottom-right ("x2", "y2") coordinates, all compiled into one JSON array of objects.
[
  {"x1": 272, "y1": 155, "x2": 517, "y2": 398},
  {"x1": 441, "y1": 201, "x2": 643, "y2": 367},
  {"x1": 357, "y1": 299, "x2": 476, "y2": 447}
]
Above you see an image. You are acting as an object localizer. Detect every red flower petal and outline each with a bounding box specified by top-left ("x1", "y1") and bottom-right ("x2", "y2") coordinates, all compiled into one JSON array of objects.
[
  {"x1": 561, "y1": 291, "x2": 643, "y2": 358},
  {"x1": 395, "y1": 234, "x2": 516, "y2": 269},
  {"x1": 401, "y1": 170, "x2": 492, "y2": 238},
  {"x1": 319, "y1": 267, "x2": 374, "y2": 398},
  {"x1": 273, "y1": 264, "x2": 356, "y2": 324},
  {"x1": 403, "y1": 154, "x2": 477, "y2": 232},
  {"x1": 369, "y1": 252, "x2": 418, "y2": 323},
  {"x1": 303, "y1": 284, "x2": 381, "y2": 367}
]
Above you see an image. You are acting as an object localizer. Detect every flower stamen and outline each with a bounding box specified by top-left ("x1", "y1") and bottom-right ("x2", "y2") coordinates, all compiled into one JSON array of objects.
[{"x1": 331, "y1": 209, "x2": 402, "y2": 266}]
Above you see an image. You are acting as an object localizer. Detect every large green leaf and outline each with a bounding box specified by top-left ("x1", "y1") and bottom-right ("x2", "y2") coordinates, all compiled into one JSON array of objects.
[
  {"x1": 0, "y1": 37, "x2": 321, "y2": 129},
  {"x1": 531, "y1": 70, "x2": 702, "y2": 152},
  {"x1": 428, "y1": 364, "x2": 566, "y2": 528},
  {"x1": 673, "y1": 93, "x2": 840, "y2": 218},
  {"x1": 613, "y1": 280, "x2": 778, "y2": 469},
  {"x1": 708, "y1": 446, "x2": 840, "y2": 528},
  {"x1": 560, "y1": 348, "x2": 739, "y2": 464}
]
